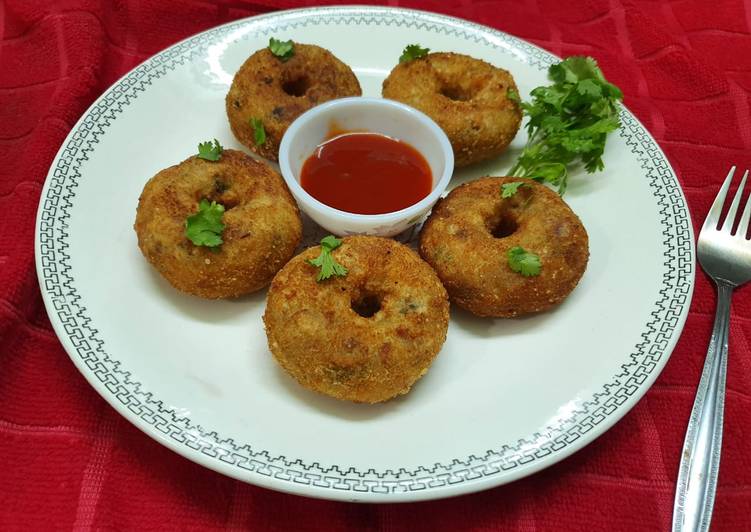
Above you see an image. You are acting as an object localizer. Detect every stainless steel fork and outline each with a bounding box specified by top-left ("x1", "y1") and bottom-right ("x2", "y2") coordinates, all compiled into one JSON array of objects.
[{"x1": 672, "y1": 167, "x2": 751, "y2": 532}]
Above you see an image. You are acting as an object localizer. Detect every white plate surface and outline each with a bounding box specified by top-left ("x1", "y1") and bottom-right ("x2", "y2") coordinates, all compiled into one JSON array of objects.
[{"x1": 35, "y1": 6, "x2": 694, "y2": 502}]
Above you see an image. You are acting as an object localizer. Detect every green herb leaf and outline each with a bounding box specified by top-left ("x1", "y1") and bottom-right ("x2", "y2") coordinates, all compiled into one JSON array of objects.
[
  {"x1": 185, "y1": 199, "x2": 225, "y2": 247},
  {"x1": 507, "y1": 246, "x2": 541, "y2": 277},
  {"x1": 500, "y1": 181, "x2": 530, "y2": 198},
  {"x1": 506, "y1": 88, "x2": 520, "y2": 103},
  {"x1": 197, "y1": 138, "x2": 223, "y2": 161},
  {"x1": 250, "y1": 117, "x2": 266, "y2": 146},
  {"x1": 307, "y1": 235, "x2": 348, "y2": 282},
  {"x1": 507, "y1": 56, "x2": 623, "y2": 195},
  {"x1": 399, "y1": 44, "x2": 430, "y2": 63},
  {"x1": 269, "y1": 38, "x2": 294, "y2": 61}
]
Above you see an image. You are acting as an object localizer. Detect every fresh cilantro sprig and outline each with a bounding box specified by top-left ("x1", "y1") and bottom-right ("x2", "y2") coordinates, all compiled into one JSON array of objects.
[
  {"x1": 269, "y1": 38, "x2": 294, "y2": 61},
  {"x1": 307, "y1": 235, "x2": 348, "y2": 282},
  {"x1": 399, "y1": 44, "x2": 430, "y2": 63},
  {"x1": 500, "y1": 181, "x2": 530, "y2": 198},
  {"x1": 507, "y1": 56, "x2": 623, "y2": 195},
  {"x1": 250, "y1": 117, "x2": 266, "y2": 146},
  {"x1": 185, "y1": 199, "x2": 225, "y2": 247},
  {"x1": 507, "y1": 246, "x2": 541, "y2": 277},
  {"x1": 197, "y1": 139, "x2": 223, "y2": 161}
]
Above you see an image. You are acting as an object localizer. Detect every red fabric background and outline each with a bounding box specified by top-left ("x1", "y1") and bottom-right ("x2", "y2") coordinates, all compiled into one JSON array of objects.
[{"x1": 2, "y1": 0, "x2": 751, "y2": 529}]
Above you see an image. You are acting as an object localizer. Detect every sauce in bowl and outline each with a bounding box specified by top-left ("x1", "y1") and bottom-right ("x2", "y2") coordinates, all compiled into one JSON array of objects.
[{"x1": 300, "y1": 131, "x2": 432, "y2": 215}]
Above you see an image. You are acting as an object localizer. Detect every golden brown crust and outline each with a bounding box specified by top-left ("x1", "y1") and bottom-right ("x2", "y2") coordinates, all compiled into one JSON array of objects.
[
  {"x1": 134, "y1": 149, "x2": 302, "y2": 298},
  {"x1": 419, "y1": 177, "x2": 589, "y2": 317},
  {"x1": 382, "y1": 52, "x2": 522, "y2": 167},
  {"x1": 226, "y1": 43, "x2": 362, "y2": 161},
  {"x1": 263, "y1": 236, "x2": 449, "y2": 403}
]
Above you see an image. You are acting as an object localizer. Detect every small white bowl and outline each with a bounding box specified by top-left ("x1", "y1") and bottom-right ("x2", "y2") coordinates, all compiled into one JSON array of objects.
[{"x1": 278, "y1": 97, "x2": 454, "y2": 237}]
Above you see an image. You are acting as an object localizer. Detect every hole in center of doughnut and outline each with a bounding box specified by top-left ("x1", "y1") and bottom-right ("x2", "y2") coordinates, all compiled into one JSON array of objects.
[
  {"x1": 282, "y1": 76, "x2": 311, "y2": 97},
  {"x1": 488, "y1": 214, "x2": 518, "y2": 239},
  {"x1": 440, "y1": 84, "x2": 474, "y2": 102},
  {"x1": 351, "y1": 293, "x2": 382, "y2": 318}
]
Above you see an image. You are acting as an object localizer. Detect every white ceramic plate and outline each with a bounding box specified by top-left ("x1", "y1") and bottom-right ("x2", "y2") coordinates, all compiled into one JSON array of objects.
[{"x1": 35, "y1": 6, "x2": 694, "y2": 502}]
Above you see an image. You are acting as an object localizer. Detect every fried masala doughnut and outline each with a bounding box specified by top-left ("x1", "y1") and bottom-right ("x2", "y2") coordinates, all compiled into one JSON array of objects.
[
  {"x1": 382, "y1": 52, "x2": 521, "y2": 167},
  {"x1": 419, "y1": 177, "x2": 588, "y2": 317},
  {"x1": 135, "y1": 149, "x2": 302, "y2": 299},
  {"x1": 264, "y1": 236, "x2": 449, "y2": 403},
  {"x1": 226, "y1": 43, "x2": 362, "y2": 161}
]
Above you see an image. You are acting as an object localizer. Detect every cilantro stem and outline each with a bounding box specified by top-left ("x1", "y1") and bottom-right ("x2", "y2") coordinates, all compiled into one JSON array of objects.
[{"x1": 508, "y1": 160, "x2": 523, "y2": 177}]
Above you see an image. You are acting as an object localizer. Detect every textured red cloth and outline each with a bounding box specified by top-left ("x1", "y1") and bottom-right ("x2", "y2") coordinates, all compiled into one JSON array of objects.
[{"x1": 2, "y1": 0, "x2": 751, "y2": 529}]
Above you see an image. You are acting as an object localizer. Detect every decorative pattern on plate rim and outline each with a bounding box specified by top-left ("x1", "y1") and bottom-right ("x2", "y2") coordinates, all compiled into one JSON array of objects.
[{"x1": 36, "y1": 7, "x2": 694, "y2": 496}]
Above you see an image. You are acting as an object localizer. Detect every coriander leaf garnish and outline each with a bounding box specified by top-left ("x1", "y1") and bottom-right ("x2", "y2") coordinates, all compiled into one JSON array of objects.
[
  {"x1": 399, "y1": 44, "x2": 430, "y2": 63},
  {"x1": 250, "y1": 117, "x2": 266, "y2": 146},
  {"x1": 197, "y1": 138, "x2": 223, "y2": 161},
  {"x1": 507, "y1": 246, "x2": 541, "y2": 277},
  {"x1": 508, "y1": 56, "x2": 623, "y2": 195},
  {"x1": 269, "y1": 38, "x2": 294, "y2": 61},
  {"x1": 500, "y1": 181, "x2": 529, "y2": 198},
  {"x1": 307, "y1": 235, "x2": 348, "y2": 282},
  {"x1": 185, "y1": 199, "x2": 225, "y2": 247}
]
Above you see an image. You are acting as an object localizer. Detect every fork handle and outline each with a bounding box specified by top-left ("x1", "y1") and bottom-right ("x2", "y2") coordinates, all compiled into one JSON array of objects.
[{"x1": 672, "y1": 280, "x2": 733, "y2": 532}]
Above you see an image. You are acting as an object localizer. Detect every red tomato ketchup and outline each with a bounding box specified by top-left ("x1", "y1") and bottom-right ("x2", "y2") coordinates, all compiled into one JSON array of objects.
[{"x1": 300, "y1": 131, "x2": 433, "y2": 215}]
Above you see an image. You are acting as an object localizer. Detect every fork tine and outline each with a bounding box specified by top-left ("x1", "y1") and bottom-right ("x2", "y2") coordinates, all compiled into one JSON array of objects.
[
  {"x1": 703, "y1": 166, "x2": 735, "y2": 232},
  {"x1": 736, "y1": 171, "x2": 751, "y2": 239},
  {"x1": 721, "y1": 169, "x2": 748, "y2": 233}
]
